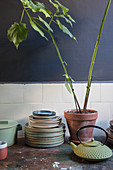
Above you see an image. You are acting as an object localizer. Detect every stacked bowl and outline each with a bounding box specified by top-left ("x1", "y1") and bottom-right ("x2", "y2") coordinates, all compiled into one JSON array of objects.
[
  {"x1": 25, "y1": 110, "x2": 65, "y2": 148},
  {"x1": 106, "y1": 120, "x2": 113, "y2": 144}
]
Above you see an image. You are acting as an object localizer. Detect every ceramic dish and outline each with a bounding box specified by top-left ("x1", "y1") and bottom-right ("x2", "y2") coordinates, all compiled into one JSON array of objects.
[
  {"x1": 25, "y1": 131, "x2": 64, "y2": 138},
  {"x1": 28, "y1": 122, "x2": 61, "y2": 128},
  {"x1": 25, "y1": 123, "x2": 65, "y2": 132},
  {"x1": 25, "y1": 128, "x2": 65, "y2": 133},
  {"x1": 106, "y1": 128, "x2": 113, "y2": 139},
  {"x1": 25, "y1": 128, "x2": 64, "y2": 133},
  {"x1": 29, "y1": 115, "x2": 62, "y2": 122},
  {"x1": 25, "y1": 137, "x2": 64, "y2": 144},
  {"x1": 32, "y1": 115, "x2": 57, "y2": 119},
  {"x1": 107, "y1": 137, "x2": 113, "y2": 145},
  {"x1": 110, "y1": 120, "x2": 113, "y2": 129},
  {"x1": 25, "y1": 139, "x2": 64, "y2": 148},
  {"x1": 25, "y1": 135, "x2": 64, "y2": 142},
  {"x1": 109, "y1": 127, "x2": 113, "y2": 133},
  {"x1": 33, "y1": 110, "x2": 56, "y2": 117}
]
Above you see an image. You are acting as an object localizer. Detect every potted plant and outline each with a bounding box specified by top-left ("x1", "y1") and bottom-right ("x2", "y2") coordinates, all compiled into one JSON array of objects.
[{"x1": 7, "y1": 0, "x2": 111, "y2": 143}]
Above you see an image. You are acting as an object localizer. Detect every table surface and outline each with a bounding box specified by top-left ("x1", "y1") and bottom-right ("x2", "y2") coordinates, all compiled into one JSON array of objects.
[{"x1": 0, "y1": 136, "x2": 113, "y2": 170}]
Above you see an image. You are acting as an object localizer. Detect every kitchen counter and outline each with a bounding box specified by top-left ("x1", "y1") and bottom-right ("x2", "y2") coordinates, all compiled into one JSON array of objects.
[{"x1": 0, "y1": 136, "x2": 113, "y2": 170}]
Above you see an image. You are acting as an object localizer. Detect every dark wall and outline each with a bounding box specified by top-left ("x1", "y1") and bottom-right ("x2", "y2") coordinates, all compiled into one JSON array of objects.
[{"x1": 0, "y1": 0, "x2": 113, "y2": 82}]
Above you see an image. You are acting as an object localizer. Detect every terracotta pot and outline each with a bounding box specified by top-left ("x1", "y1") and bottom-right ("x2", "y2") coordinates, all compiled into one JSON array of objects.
[
  {"x1": 64, "y1": 109, "x2": 98, "y2": 144},
  {"x1": 0, "y1": 141, "x2": 7, "y2": 160}
]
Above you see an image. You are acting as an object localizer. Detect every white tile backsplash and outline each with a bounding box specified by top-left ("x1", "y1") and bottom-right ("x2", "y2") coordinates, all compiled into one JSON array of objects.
[
  {"x1": 0, "y1": 83, "x2": 112, "y2": 136},
  {"x1": 90, "y1": 102, "x2": 110, "y2": 129},
  {"x1": 0, "y1": 84, "x2": 23, "y2": 104},
  {"x1": 42, "y1": 84, "x2": 63, "y2": 103},
  {"x1": 23, "y1": 84, "x2": 42, "y2": 103},
  {"x1": 42, "y1": 102, "x2": 75, "y2": 116},
  {"x1": 101, "y1": 83, "x2": 113, "y2": 102},
  {"x1": 13, "y1": 104, "x2": 31, "y2": 120},
  {"x1": 62, "y1": 83, "x2": 81, "y2": 103},
  {"x1": 62, "y1": 84, "x2": 74, "y2": 103},
  {"x1": 110, "y1": 103, "x2": 113, "y2": 120},
  {"x1": 31, "y1": 103, "x2": 43, "y2": 113},
  {"x1": 89, "y1": 83, "x2": 101, "y2": 102},
  {"x1": 0, "y1": 104, "x2": 15, "y2": 120}
]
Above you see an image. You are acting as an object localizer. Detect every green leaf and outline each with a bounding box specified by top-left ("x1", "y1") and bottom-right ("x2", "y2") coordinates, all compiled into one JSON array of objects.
[
  {"x1": 20, "y1": 0, "x2": 29, "y2": 5},
  {"x1": 35, "y1": 1, "x2": 52, "y2": 17},
  {"x1": 39, "y1": 8, "x2": 51, "y2": 18},
  {"x1": 65, "y1": 14, "x2": 75, "y2": 23},
  {"x1": 65, "y1": 81, "x2": 71, "y2": 94},
  {"x1": 58, "y1": 14, "x2": 72, "y2": 26},
  {"x1": 63, "y1": 74, "x2": 69, "y2": 79},
  {"x1": 21, "y1": 0, "x2": 39, "y2": 12},
  {"x1": 22, "y1": 0, "x2": 50, "y2": 16},
  {"x1": 28, "y1": 0, "x2": 40, "y2": 12},
  {"x1": 49, "y1": 0, "x2": 59, "y2": 12},
  {"x1": 38, "y1": 16, "x2": 53, "y2": 32},
  {"x1": 35, "y1": 1, "x2": 45, "y2": 9},
  {"x1": 23, "y1": 0, "x2": 51, "y2": 17},
  {"x1": 55, "y1": 0, "x2": 69, "y2": 14},
  {"x1": 63, "y1": 61, "x2": 67, "y2": 66},
  {"x1": 30, "y1": 19, "x2": 48, "y2": 40},
  {"x1": 56, "y1": 19, "x2": 76, "y2": 40},
  {"x1": 7, "y1": 22, "x2": 28, "y2": 49},
  {"x1": 69, "y1": 76, "x2": 74, "y2": 82}
]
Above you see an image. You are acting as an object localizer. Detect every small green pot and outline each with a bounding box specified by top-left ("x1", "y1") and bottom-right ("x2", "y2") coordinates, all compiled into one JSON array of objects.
[{"x1": 0, "y1": 120, "x2": 22, "y2": 147}]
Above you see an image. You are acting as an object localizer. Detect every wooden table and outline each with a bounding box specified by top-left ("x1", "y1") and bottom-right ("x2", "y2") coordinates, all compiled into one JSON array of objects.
[{"x1": 0, "y1": 137, "x2": 113, "y2": 169}]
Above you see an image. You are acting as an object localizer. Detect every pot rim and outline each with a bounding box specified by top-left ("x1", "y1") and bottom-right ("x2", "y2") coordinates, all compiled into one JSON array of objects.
[
  {"x1": 64, "y1": 109, "x2": 97, "y2": 114},
  {"x1": 0, "y1": 141, "x2": 7, "y2": 149},
  {"x1": 0, "y1": 120, "x2": 18, "y2": 130},
  {"x1": 64, "y1": 109, "x2": 98, "y2": 120}
]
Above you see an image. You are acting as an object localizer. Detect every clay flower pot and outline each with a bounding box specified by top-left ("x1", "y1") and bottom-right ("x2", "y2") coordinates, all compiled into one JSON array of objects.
[
  {"x1": 64, "y1": 109, "x2": 98, "y2": 144},
  {"x1": 0, "y1": 141, "x2": 7, "y2": 160}
]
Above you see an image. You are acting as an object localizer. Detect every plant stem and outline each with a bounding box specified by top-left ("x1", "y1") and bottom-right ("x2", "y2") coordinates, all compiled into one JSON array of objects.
[
  {"x1": 83, "y1": 0, "x2": 111, "y2": 112},
  {"x1": 20, "y1": 9, "x2": 25, "y2": 23},
  {"x1": 48, "y1": 30, "x2": 82, "y2": 112},
  {"x1": 48, "y1": 10, "x2": 81, "y2": 112}
]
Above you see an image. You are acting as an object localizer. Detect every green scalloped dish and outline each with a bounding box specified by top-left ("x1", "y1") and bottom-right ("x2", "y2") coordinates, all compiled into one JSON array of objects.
[
  {"x1": 25, "y1": 140, "x2": 64, "y2": 148},
  {"x1": 25, "y1": 123, "x2": 65, "y2": 132}
]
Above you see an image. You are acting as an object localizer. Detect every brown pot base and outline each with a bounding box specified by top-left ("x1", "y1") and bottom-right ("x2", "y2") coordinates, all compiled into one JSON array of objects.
[{"x1": 69, "y1": 137, "x2": 92, "y2": 144}]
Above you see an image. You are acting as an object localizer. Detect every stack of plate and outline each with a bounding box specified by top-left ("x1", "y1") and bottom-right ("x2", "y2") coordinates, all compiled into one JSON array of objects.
[
  {"x1": 25, "y1": 110, "x2": 65, "y2": 148},
  {"x1": 106, "y1": 120, "x2": 113, "y2": 144}
]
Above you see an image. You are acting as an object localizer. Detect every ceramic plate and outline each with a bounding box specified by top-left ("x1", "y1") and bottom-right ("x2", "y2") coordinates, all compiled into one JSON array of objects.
[
  {"x1": 29, "y1": 115, "x2": 62, "y2": 123},
  {"x1": 25, "y1": 135, "x2": 64, "y2": 142},
  {"x1": 33, "y1": 110, "x2": 56, "y2": 117},
  {"x1": 25, "y1": 123, "x2": 65, "y2": 132},
  {"x1": 110, "y1": 120, "x2": 113, "y2": 129},
  {"x1": 25, "y1": 137, "x2": 64, "y2": 144},
  {"x1": 25, "y1": 131, "x2": 64, "y2": 137},
  {"x1": 107, "y1": 137, "x2": 113, "y2": 145},
  {"x1": 28, "y1": 122, "x2": 61, "y2": 128},
  {"x1": 32, "y1": 115, "x2": 57, "y2": 119},
  {"x1": 25, "y1": 139, "x2": 64, "y2": 148},
  {"x1": 25, "y1": 128, "x2": 65, "y2": 134},
  {"x1": 25, "y1": 128, "x2": 65, "y2": 133},
  {"x1": 106, "y1": 128, "x2": 113, "y2": 139},
  {"x1": 109, "y1": 127, "x2": 113, "y2": 133}
]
